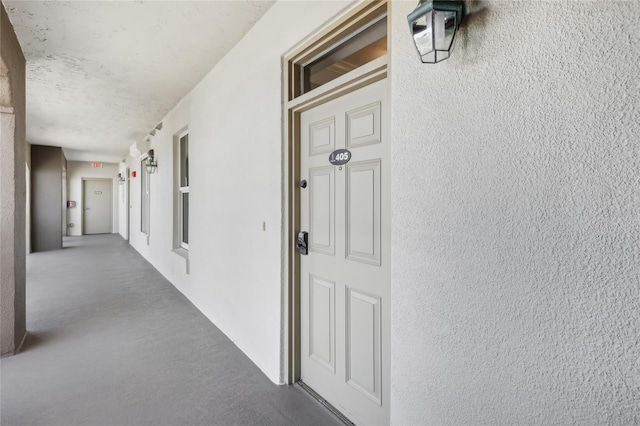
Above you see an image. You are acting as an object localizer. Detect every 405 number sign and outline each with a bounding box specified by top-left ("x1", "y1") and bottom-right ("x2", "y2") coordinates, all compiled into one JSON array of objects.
[{"x1": 329, "y1": 149, "x2": 352, "y2": 166}]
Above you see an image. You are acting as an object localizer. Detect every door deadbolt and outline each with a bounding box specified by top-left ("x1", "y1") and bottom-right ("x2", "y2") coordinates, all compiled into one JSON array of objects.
[
  {"x1": 297, "y1": 231, "x2": 308, "y2": 255},
  {"x1": 300, "y1": 180, "x2": 307, "y2": 189}
]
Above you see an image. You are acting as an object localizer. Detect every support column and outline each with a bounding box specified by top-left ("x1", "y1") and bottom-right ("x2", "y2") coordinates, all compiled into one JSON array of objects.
[{"x1": 1, "y1": 2, "x2": 27, "y2": 357}]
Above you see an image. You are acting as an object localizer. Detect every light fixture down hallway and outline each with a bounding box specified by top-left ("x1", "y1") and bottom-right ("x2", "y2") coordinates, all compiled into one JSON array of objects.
[{"x1": 0, "y1": 235, "x2": 342, "y2": 426}]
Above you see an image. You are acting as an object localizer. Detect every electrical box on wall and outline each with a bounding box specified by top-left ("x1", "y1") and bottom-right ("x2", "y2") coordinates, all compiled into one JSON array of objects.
[{"x1": 67, "y1": 200, "x2": 76, "y2": 208}]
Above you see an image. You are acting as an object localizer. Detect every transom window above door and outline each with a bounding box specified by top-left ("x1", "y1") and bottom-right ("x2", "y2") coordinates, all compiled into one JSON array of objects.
[
  {"x1": 301, "y1": 14, "x2": 387, "y2": 94},
  {"x1": 288, "y1": 1, "x2": 387, "y2": 100}
]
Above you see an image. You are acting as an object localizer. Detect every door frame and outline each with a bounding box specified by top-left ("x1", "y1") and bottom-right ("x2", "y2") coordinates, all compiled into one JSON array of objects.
[
  {"x1": 81, "y1": 177, "x2": 113, "y2": 235},
  {"x1": 282, "y1": 0, "x2": 389, "y2": 386},
  {"x1": 126, "y1": 167, "x2": 131, "y2": 242}
]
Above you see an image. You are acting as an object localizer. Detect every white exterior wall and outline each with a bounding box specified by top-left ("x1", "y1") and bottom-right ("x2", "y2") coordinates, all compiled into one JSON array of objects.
[
  {"x1": 121, "y1": 0, "x2": 640, "y2": 422},
  {"x1": 67, "y1": 161, "x2": 119, "y2": 236},
  {"x1": 124, "y1": 1, "x2": 350, "y2": 384},
  {"x1": 390, "y1": 1, "x2": 640, "y2": 424}
]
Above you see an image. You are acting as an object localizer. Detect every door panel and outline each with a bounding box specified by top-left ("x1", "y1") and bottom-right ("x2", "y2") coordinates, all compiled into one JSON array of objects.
[
  {"x1": 310, "y1": 117, "x2": 336, "y2": 156},
  {"x1": 347, "y1": 101, "x2": 381, "y2": 148},
  {"x1": 346, "y1": 288, "x2": 381, "y2": 405},
  {"x1": 300, "y1": 79, "x2": 388, "y2": 425},
  {"x1": 346, "y1": 160, "x2": 380, "y2": 265},
  {"x1": 309, "y1": 166, "x2": 335, "y2": 255},
  {"x1": 309, "y1": 275, "x2": 336, "y2": 373}
]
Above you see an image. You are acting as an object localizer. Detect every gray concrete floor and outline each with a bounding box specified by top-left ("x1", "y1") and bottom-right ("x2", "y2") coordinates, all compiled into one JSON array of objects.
[{"x1": 1, "y1": 234, "x2": 342, "y2": 426}]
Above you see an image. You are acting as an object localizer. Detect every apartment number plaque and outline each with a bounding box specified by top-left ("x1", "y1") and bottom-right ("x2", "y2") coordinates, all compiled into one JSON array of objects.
[{"x1": 329, "y1": 149, "x2": 351, "y2": 166}]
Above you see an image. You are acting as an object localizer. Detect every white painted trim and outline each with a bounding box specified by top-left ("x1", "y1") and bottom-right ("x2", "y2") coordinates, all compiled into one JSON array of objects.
[{"x1": 287, "y1": 55, "x2": 388, "y2": 112}]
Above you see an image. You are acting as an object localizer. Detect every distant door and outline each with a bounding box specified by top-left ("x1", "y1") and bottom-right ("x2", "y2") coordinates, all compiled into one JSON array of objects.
[
  {"x1": 83, "y1": 179, "x2": 112, "y2": 234},
  {"x1": 299, "y1": 79, "x2": 389, "y2": 425}
]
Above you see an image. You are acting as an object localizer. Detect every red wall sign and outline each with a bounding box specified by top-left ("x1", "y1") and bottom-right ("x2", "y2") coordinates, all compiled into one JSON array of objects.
[{"x1": 131, "y1": 171, "x2": 137, "y2": 177}]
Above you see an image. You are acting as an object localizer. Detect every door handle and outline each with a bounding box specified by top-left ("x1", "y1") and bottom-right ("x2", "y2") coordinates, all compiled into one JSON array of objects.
[{"x1": 84, "y1": 207, "x2": 90, "y2": 210}]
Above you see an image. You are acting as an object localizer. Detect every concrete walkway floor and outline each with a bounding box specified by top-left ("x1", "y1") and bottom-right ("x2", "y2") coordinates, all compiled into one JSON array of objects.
[{"x1": 1, "y1": 234, "x2": 342, "y2": 426}]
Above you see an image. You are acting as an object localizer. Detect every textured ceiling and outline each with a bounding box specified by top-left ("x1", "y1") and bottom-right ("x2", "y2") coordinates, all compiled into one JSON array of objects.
[{"x1": 4, "y1": 1, "x2": 275, "y2": 162}]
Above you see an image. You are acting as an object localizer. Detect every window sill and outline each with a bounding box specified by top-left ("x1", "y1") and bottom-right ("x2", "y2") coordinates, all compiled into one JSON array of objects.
[
  {"x1": 172, "y1": 247, "x2": 189, "y2": 259},
  {"x1": 172, "y1": 247, "x2": 190, "y2": 274}
]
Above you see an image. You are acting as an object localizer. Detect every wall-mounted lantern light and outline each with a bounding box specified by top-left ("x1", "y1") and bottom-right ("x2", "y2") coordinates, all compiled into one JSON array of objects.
[
  {"x1": 145, "y1": 149, "x2": 157, "y2": 174},
  {"x1": 118, "y1": 173, "x2": 126, "y2": 185},
  {"x1": 408, "y1": 0, "x2": 464, "y2": 63}
]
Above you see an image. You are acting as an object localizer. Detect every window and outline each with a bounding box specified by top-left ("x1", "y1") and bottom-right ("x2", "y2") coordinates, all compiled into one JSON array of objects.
[
  {"x1": 178, "y1": 133, "x2": 189, "y2": 248},
  {"x1": 301, "y1": 14, "x2": 387, "y2": 94},
  {"x1": 141, "y1": 158, "x2": 150, "y2": 234},
  {"x1": 287, "y1": 1, "x2": 387, "y2": 100}
]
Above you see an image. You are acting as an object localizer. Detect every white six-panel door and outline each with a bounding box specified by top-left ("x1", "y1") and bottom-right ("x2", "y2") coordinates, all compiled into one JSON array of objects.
[{"x1": 300, "y1": 79, "x2": 389, "y2": 425}]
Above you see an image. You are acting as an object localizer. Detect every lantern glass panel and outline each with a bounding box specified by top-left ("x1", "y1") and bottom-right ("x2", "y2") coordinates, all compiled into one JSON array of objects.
[
  {"x1": 411, "y1": 11, "x2": 433, "y2": 57},
  {"x1": 434, "y1": 10, "x2": 457, "y2": 51}
]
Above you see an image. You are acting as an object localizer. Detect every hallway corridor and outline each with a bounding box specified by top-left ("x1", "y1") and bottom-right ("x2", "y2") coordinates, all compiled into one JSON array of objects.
[{"x1": 0, "y1": 235, "x2": 341, "y2": 426}]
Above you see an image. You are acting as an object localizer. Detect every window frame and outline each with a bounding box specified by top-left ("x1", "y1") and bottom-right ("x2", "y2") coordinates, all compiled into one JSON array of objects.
[
  {"x1": 299, "y1": 13, "x2": 387, "y2": 95},
  {"x1": 178, "y1": 132, "x2": 189, "y2": 249},
  {"x1": 286, "y1": 1, "x2": 387, "y2": 101}
]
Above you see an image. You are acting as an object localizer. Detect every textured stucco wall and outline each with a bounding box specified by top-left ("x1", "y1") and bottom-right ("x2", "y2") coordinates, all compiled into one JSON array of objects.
[
  {"x1": 0, "y1": 1, "x2": 26, "y2": 356},
  {"x1": 66, "y1": 161, "x2": 119, "y2": 236},
  {"x1": 389, "y1": 1, "x2": 640, "y2": 424}
]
